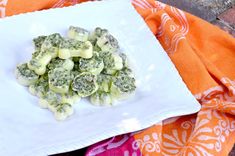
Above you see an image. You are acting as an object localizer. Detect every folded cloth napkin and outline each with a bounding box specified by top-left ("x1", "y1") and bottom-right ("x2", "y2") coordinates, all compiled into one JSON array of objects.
[
  {"x1": 1, "y1": 0, "x2": 235, "y2": 156},
  {"x1": 86, "y1": 1, "x2": 235, "y2": 156}
]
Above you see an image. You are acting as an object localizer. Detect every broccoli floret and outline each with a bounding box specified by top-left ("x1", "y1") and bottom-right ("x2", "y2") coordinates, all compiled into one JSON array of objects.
[
  {"x1": 58, "y1": 39, "x2": 93, "y2": 59},
  {"x1": 68, "y1": 26, "x2": 89, "y2": 42},
  {"x1": 48, "y1": 68, "x2": 71, "y2": 94},
  {"x1": 72, "y1": 72, "x2": 98, "y2": 97},
  {"x1": 90, "y1": 91, "x2": 113, "y2": 106},
  {"x1": 15, "y1": 63, "x2": 39, "y2": 86},
  {"x1": 79, "y1": 52, "x2": 104, "y2": 75}
]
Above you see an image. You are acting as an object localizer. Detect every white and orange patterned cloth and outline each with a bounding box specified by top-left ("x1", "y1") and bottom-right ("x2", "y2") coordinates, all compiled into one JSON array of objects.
[{"x1": 1, "y1": 0, "x2": 235, "y2": 155}]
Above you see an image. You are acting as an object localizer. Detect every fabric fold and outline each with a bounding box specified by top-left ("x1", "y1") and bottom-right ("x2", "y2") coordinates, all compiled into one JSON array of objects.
[
  {"x1": 86, "y1": 0, "x2": 235, "y2": 155},
  {"x1": 1, "y1": 0, "x2": 235, "y2": 155}
]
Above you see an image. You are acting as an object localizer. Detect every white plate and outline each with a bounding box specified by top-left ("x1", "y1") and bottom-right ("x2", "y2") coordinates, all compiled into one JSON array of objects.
[{"x1": 0, "y1": 0, "x2": 201, "y2": 155}]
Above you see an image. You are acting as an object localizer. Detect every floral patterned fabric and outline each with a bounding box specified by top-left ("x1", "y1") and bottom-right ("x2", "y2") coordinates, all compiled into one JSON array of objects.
[
  {"x1": 1, "y1": 0, "x2": 235, "y2": 155},
  {"x1": 87, "y1": 1, "x2": 235, "y2": 155}
]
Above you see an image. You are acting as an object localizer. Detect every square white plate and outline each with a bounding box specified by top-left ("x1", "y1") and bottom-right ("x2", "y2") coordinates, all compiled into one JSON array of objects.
[{"x1": 0, "y1": 0, "x2": 201, "y2": 155}]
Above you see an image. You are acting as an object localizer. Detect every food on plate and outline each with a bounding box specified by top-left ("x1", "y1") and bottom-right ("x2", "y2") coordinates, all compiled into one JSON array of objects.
[
  {"x1": 48, "y1": 68, "x2": 71, "y2": 94},
  {"x1": 96, "y1": 32, "x2": 119, "y2": 53},
  {"x1": 29, "y1": 74, "x2": 49, "y2": 97},
  {"x1": 15, "y1": 63, "x2": 39, "y2": 86},
  {"x1": 100, "y1": 51, "x2": 123, "y2": 75},
  {"x1": 38, "y1": 90, "x2": 60, "y2": 108},
  {"x1": 79, "y1": 52, "x2": 104, "y2": 75},
  {"x1": 58, "y1": 38, "x2": 93, "y2": 59},
  {"x1": 68, "y1": 26, "x2": 89, "y2": 42},
  {"x1": 72, "y1": 72, "x2": 98, "y2": 97},
  {"x1": 33, "y1": 36, "x2": 47, "y2": 50},
  {"x1": 15, "y1": 26, "x2": 136, "y2": 121},
  {"x1": 47, "y1": 58, "x2": 74, "y2": 71},
  {"x1": 54, "y1": 103, "x2": 74, "y2": 121},
  {"x1": 96, "y1": 74, "x2": 112, "y2": 92},
  {"x1": 119, "y1": 52, "x2": 128, "y2": 67},
  {"x1": 61, "y1": 89, "x2": 81, "y2": 104},
  {"x1": 110, "y1": 69, "x2": 136, "y2": 100},
  {"x1": 89, "y1": 27, "x2": 108, "y2": 45},
  {"x1": 90, "y1": 91, "x2": 113, "y2": 106},
  {"x1": 28, "y1": 33, "x2": 63, "y2": 75}
]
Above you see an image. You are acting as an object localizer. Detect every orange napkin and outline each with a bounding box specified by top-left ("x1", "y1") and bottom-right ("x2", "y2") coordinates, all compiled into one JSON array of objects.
[
  {"x1": 87, "y1": 1, "x2": 235, "y2": 155},
  {"x1": 0, "y1": 0, "x2": 90, "y2": 17},
  {"x1": 130, "y1": 0, "x2": 235, "y2": 155},
  {"x1": 1, "y1": 0, "x2": 235, "y2": 155}
]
